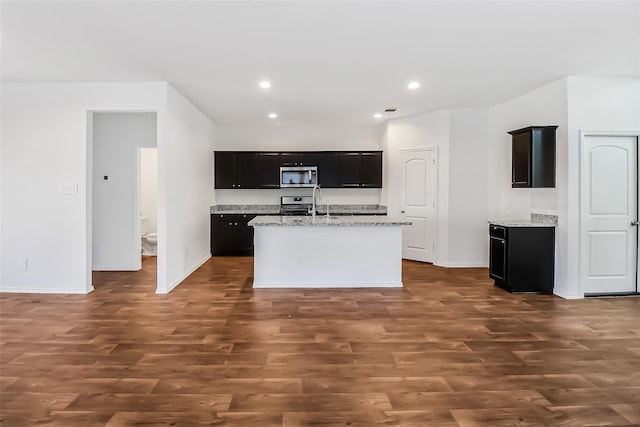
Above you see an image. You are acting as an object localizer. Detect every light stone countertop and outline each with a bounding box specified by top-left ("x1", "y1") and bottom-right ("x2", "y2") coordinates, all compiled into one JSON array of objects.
[
  {"x1": 210, "y1": 204, "x2": 387, "y2": 215},
  {"x1": 249, "y1": 215, "x2": 410, "y2": 227},
  {"x1": 489, "y1": 213, "x2": 558, "y2": 227},
  {"x1": 210, "y1": 205, "x2": 280, "y2": 215},
  {"x1": 488, "y1": 220, "x2": 556, "y2": 227}
]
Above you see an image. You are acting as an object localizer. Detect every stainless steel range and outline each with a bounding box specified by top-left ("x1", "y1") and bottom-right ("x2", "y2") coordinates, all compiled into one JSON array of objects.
[{"x1": 280, "y1": 196, "x2": 313, "y2": 215}]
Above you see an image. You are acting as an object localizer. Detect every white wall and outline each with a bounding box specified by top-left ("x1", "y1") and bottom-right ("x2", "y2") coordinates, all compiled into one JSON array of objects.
[
  {"x1": 487, "y1": 78, "x2": 568, "y2": 222},
  {"x1": 1, "y1": 81, "x2": 216, "y2": 295},
  {"x1": 217, "y1": 125, "x2": 379, "y2": 151},
  {"x1": 487, "y1": 78, "x2": 568, "y2": 296},
  {"x1": 159, "y1": 85, "x2": 217, "y2": 294},
  {"x1": 384, "y1": 109, "x2": 490, "y2": 267},
  {"x1": 448, "y1": 109, "x2": 489, "y2": 267},
  {"x1": 383, "y1": 110, "x2": 453, "y2": 265},
  {"x1": 1, "y1": 82, "x2": 166, "y2": 293},
  {"x1": 487, "y1": 76, "x2": 640, "y2": 298},
  {"x1": 92, "y1": 112, "x2": 157, "y2": 270},
  {"x1": 564, "y1": 77, "x2": 640, "y2": 298},
  {"x1": 214, "y1": 125, "x2": 382, "y2": 206},
  {"x1": 140, "y1": 148, "x2": 158, "y2": 234}
]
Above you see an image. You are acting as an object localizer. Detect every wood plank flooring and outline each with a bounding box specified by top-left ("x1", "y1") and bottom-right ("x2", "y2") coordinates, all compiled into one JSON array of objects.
[{"x1": 1, "y1": 256, "x2": 639, "y2": 426}]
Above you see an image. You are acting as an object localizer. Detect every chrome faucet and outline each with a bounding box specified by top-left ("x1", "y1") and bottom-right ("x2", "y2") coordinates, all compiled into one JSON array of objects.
[{"x1": 312, "y1": 185, "x2": 321, "y2": 219}]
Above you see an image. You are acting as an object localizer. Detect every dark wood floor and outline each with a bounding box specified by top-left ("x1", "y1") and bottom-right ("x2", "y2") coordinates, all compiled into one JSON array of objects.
[{"x1": 1, "y1": 257, "x2": 639, "y2": 426}]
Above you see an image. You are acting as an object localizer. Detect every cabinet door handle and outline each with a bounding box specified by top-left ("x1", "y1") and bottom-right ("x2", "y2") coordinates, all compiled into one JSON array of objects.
[
  {"x1": 632, "y1": 220, "x2": 639, "y2": 226},
  {"x1": 401, "y1": 210, "x2": 405, "y2": 213}
]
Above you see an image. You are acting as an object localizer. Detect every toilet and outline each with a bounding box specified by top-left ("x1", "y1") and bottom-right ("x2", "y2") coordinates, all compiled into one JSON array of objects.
[{"x1": 140, "y1": 216, "x2": 157, "y2": 256}]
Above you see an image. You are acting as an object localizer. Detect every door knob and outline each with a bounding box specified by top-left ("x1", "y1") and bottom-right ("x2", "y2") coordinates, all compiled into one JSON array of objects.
[
  {"x1": 401, "y1": 210, "x2": 405, "y2": 214},
  {"x1": 632, "y1": 220, "x2": 639, "y2": 226}
]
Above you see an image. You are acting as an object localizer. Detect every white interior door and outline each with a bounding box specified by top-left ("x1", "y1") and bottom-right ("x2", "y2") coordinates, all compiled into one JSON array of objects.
[
  {"x1": 581, "y1": 135, "x2": 638, "y2": 295},
  {"x1": 399, "y1": 148, "x2": 437, "y2": 262}
]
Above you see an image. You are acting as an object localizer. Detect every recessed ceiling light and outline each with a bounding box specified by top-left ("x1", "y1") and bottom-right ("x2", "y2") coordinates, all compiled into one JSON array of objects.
[
  {"x1": 268, "y1": 113, "x2": 278, "y2": 119},
  {"x1": 373, "y1": 113, "x2": 383, "y2": 119},
  {"x1": 259, "y1": 81, "x2": 272, "y2": 89},
  {"x1": 408, "y1": 81, "x2": 420, "y2": 90}
]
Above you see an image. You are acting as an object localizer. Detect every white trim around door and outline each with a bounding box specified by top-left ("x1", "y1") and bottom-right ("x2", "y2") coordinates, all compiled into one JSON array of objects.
[
  {"x1": 398, "y1": 147, "x2": 438, "y2": 263},
  {"x1": 579, "y1": 130, "x2": 640, "y2": 297}
]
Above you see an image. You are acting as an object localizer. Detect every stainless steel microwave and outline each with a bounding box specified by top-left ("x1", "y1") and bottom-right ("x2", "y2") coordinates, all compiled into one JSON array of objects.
[{"x1": 280, "y1": 166, "x2": 318, "y2": 188}]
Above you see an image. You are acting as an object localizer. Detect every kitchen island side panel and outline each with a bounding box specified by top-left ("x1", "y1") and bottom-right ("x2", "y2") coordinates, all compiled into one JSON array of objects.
[{"x1": 252, "y1": 225, "x2": 403, "y2": 288}]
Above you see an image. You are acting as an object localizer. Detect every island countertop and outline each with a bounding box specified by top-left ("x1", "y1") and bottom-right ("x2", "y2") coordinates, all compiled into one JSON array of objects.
[{"x1": 249, "y1": 215, "x2": 411, "y2": 227}]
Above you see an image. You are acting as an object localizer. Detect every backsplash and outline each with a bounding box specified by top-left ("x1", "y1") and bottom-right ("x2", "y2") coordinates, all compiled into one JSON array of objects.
[
  {"x1": 213, "y1": 188, "x2": 383, "y2": 206},
  {"x1": 531, "y1": 213, "x2": 558, "y2": 225}
]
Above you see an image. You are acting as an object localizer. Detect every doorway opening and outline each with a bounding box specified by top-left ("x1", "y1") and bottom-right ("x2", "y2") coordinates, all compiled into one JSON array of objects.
[
  {"x1": 89, "y1": 112, "x2": 158, "y2": 287},
  {"x1": 139, "y1": 147, "x2": 158, "y2": 260}
]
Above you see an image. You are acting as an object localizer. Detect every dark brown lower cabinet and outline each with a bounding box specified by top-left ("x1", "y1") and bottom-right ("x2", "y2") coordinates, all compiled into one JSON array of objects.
[
  {"x1": 489, "y1": 224, "x2": 555, "y2": 293},
  {"x1": 211, "y1": 212, "x2": 387, "y2": 256},
  {"x1": 211, "y1": 214, "x2": 255, "y2": 256}
]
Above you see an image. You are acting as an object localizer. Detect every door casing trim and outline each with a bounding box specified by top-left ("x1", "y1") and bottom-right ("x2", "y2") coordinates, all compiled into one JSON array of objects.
[{"x1": 579, "y1": 130, "x2": 640, "y2": 297}]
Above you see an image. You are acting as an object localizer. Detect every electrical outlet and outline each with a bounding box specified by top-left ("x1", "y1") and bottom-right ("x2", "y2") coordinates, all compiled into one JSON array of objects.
[
  {"x1": 18, "y1": 258, "x2": 28, "y2": 270},
  {"x1": 184, "y1": 248, "x2": 189, "y2": 259}
]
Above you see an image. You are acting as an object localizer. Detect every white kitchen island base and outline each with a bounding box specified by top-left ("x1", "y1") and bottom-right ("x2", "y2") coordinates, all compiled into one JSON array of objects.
[{"x1": 249, "y1": 216, "x2": 410, "y2": 288}]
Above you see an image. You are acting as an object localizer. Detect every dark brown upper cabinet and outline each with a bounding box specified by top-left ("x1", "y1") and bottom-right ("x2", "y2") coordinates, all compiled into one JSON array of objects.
[
  {"x1": 316, "y1": 152, "x2": 341, "y2": 188},
  {"x1": 257, "y1": 152, "x2": 281, "y2": 188},
  {"x1": 509, "y1": 126, "x2": 557, "y2": 188},
  {"x1": 359, "y1": 151, "x2": 383, "y2": 188},
  {"x1": 338, "y1": 152, "x2": 362, "y2": 187},
  {"x1": 214, "y1": 150, "x2": 383, "y2": 189},
  {"x1": 337, "y1": 151, "x2": 383, "y2": 188},
  {"x1": 280, "y1": 152, "x2": 317, "y2": 166},
  {"x1": 214, "y1": 151, "x2": 259, "y2": 189}
]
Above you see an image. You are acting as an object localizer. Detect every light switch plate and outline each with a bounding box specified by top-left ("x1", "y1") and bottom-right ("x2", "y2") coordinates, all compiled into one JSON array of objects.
[{"x1": 59, "y1": 182, "x2": 78, "y2": 194}]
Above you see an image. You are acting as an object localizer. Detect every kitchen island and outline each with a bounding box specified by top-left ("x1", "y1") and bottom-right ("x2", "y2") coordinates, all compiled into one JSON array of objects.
[{"x1": 248, "y1": 215, "x2": 411, "y2": 288}]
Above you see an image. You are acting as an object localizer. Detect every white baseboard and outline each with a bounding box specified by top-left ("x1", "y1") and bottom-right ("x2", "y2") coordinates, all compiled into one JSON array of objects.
[
  {"x1": 92, "y1": 265, "x2": 141, "y2": 271},
  {"x1": 157, "y1": 254, "x2": 211, "y2": 294},
  {"x1": 253, "y1": 281, "x2": 403, "y2": 288},
  {"x1": 553, "y1": 290, "x2": 583, "y2": 299},
  {"x1": 0, "y1": 285, "x2": 93, "y2": 294},
  {"x1": 434, "y1": 262, "x2": 488, "y2": 268}
]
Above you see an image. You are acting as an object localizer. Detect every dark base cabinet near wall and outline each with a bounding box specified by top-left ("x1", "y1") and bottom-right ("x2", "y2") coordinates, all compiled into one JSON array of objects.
[
  {"x1": 210, "y1": 214, "x2": 256, "y2": 256},
  {"x1": 489, "y1": 223, "x2": 555, "y2": 293}
]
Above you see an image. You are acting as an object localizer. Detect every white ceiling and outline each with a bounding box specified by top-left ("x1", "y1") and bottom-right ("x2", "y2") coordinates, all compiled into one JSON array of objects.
[{"x1": 2, "y1": 1, "x2": 639, "y2": 126}]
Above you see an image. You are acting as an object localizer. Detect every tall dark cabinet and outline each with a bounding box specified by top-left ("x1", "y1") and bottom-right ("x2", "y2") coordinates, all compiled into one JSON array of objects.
[
  {"x1": 489, "y1": 224, "x2": 555, "y2": 293},
  {"x1": 509, "y1": 126, "x2": 557, "y2": 188}
]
